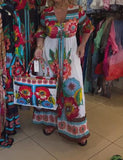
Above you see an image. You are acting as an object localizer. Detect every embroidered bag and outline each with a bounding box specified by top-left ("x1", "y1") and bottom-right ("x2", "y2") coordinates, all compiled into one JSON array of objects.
[{"x1": 13, "y1": 58, "x2": 58, "y2": 110}]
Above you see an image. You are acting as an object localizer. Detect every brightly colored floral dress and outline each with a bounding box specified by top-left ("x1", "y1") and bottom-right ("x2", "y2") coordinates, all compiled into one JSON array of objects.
[{"x1": 33, "y1": 5, "x2": 94, "y2": 142}]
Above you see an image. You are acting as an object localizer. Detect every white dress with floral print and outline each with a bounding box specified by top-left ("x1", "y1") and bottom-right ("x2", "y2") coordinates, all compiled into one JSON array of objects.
[{"x1": 33, "y1": 4, "x2": 94, "y2": 142}]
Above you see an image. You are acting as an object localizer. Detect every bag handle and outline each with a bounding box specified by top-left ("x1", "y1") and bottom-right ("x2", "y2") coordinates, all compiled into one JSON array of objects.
[{"x1": 25, "y1": 57, "x2": 50, "y2": 78}]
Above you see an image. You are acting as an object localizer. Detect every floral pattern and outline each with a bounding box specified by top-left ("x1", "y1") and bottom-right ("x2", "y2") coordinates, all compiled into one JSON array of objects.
[
  {"x1": 11, "y1": 57, "x2": 24, "y2": 77},
  {"x1": 19, "y1": 86, "x2": 33, "y2": 99},
  {"x1": 64, "y1": 18, "x2": 78, "y2": 37},
  {"x1": 48, "y1": 49, "x2": 72, "y2": 79},
  {"x1": 13, "y1": 0, "x2": 36, "y2": 10},
  {"x1": 35, "y1": 5, "x2": 94, "y2": 39},
  {"x1": 13, "y1": 25, "x2": 24, "y2": 47},
  {"x1": 35, "y1": 87, "x2": 50, "y2": 100},
  {"x1": 41, "y1": 101, "x2": 54, "y2": 109},
  {"x1": 63, "y1": 78, "x2": 81, "y2": 97},
  {"x1": 64, "y1": 97, "x2": 79, "y2": 121},
  {"x1": 14, "y1": 77, "x2": 57, "y2": 110}
]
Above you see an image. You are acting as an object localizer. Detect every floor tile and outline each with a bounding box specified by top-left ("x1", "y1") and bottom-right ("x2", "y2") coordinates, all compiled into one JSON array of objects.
[
  {"x1": 85, "y1": 94, "x2": 109, "y2": 105},
  {"x1": 87, "y1": 105, "x2": 123, "y2": 141},
  {"x1": 0, "y1": 138, "x2": 57, "y2": 160},
  {"x1": 114, "y1": 136, "x2": 123, "y2": 148},
  {"x1": 101, "y1": 93, "x2": 123, "y2": 117},
  {"x1": 19, "y1": 108, "x2": 42, "y2": 136},
  {"x1": 89, "y1": 143, "x2": 123, "y2": 160},
  {"x1": 31, "y1": 130, "x2": 110, "y2": 160},
  {"x1": 10, "y1": 128, "x2": 28, "y2": 144},
  {"x1": 86, "y1": 100, "x2": 98, "y2": 111}
]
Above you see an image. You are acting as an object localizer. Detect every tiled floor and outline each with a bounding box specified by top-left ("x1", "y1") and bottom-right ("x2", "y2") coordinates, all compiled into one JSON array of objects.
[{"x1": 0, "y1": 89, "x2": 123, "y2": 160}]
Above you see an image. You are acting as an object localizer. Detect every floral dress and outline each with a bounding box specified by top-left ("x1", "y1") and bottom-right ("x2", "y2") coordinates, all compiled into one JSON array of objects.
[{"x1": 33, "y1": 4, "x2": 94, "y2": 142}]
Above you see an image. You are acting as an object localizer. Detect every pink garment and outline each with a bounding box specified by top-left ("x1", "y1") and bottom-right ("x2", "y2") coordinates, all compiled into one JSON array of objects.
[
  {"x1": 108, "y1": 21, "x2": 119, "y2": 54},
  {"x1": 103, "y1": 0, "x2": 110, "y2": 10},
  {"x1": 103, "y1": 21, "x2": 119, "y2": 77},
  {"x1": 103, "y1": 40, "x2": 110, "y2": 77}
]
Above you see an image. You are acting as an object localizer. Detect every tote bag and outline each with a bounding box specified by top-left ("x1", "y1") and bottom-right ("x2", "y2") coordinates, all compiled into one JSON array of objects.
[{"x1": 13, "y1": 58, "x2": 58, "y2": 110}]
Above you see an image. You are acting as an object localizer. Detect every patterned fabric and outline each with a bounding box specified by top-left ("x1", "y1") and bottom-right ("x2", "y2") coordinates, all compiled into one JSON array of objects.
[
  {"x1": 12, "y1": 0, "x2": 36, "y2": 10},
  {"x1": 77, "y1": 0, "x2": 87, "y2": 10},
  {"x1": 86, "y1": 0, "x2": 95, "y2": 14},
  {"x1": 0, "y1": 12, "x2": 14, "y2": 148},
  {"x1": 1, "y1": 4, "x2": 25, "y2": 135},
  {"x1": 90, "y1": 0, "x2": 104, "y2": 9},
  {"x1": 0, "y1": 14, "x2": 6, "y2": 137},
  {"x1": 33, "y1": 5, "x2": 94, "y2": 142},
  {"x1": 14, "y1": 2, "x2": 39, "y2": 67},
  {"x1": 35, "y1": 5, "x2": 94, "y2": 38},
  {"x1": 14, "y1": 77, "x2": 57, "y2": 110}
]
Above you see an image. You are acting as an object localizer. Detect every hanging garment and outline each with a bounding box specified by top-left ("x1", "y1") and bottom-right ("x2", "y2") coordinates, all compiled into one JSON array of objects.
[
  {"x1": 33, "y1": 5, "x2": 94, "y2": 142},
  {"x1": 116, "y1": 0, "x2": 123, "y2": 5},
  {"x1": 90, "y1": 0, "x2": 104, "y2": 10},
  {"x1": 103, "y1": 0, "x2": 110, "y2": 10},
  {"x1": 0, "y1": 12, "x2": 14, "y2": 148},
  {"x1": 12, "y1": 0, "x2": 41, "y2": 68},
  {"x1": 86, "y1": 0, "x2": 95, "y2": 14},
  {"x1": 104, "y1": 20, "x2": 123, "y2": 81},
  {"x1": 77, "y1": 0, "x2": 87, "y2": 10},
  {"x1": 0, "y1": 13, "x2": 6, "y2": 140},
  {"x1": 0, "y1": 3, "x2": 25, "y2": 135}
]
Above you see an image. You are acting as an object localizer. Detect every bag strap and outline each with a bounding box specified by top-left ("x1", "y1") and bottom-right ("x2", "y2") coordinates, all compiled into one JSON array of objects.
[{"x1": 25, "y1": 57, "x2": 50, "y2": 77}]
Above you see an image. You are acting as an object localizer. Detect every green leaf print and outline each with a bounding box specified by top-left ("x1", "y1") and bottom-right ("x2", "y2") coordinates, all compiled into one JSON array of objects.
[
  {"x1": 49, "y1": 49, "x2": 56, "y2": 61},
  {"x1": 67, "y1": 49, "x2": 71, "y2": 60}
]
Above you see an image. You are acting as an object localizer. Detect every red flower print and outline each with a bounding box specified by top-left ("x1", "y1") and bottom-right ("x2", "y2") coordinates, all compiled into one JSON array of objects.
[
  {"x1": 57, "y1": 92, "x2": 64, "y2": 117},
  {"x1": 27, "y1": 0, "x2": 35, "y2": 9},
  {"x1": 43, "y1": 80, "x2": 48, "y2": 84},
  {"x1": 45, "y1": 7, "x2": 53, "y2": 12},
  {"x1": 64, "y1": 97, "x2": 79, "y2": 121},
  {"x1": 58, "y1": 121, "x2": 66, "y2": 130},
  {"x1": 67, "y1": 124, "x2": 72, "y2": 133},
  {"x1": 13, "y1": 25, "x2": 24, "y2": 47},
  {"x1": 49, "y1": 115, "x2": 55, "y2": 122},
  {"x1": 49, "y1": 80, "x2": 53, "y2": 84},
  {"x1": 13, "y1": 0, "x2": 27, "y2": 10},
  {"x1": 11, "y1": 58, "x2": 24, "y2": 77},
  {"x1": 35, "y1": 87, "x2": 50, "y2": 100},
  {"x1": 32, "y1": 79, "x2": 36, "y2": 84},
  {"x1": 22, "y1": 78, "x2": 26, "y2": 82},
  {"x1": 43, "y1": 115, "x2": 48, "y2": 121},
  {"x1": 79, "y1": 125, "x2": 86, "y2": 134},
  {"x1": 36, "y1": 115, "x2": 43, "y2": 121},
  {"x1": 6, "y1": 70, "x2": 12, "y2": 89},
  {"x1": 30, "y1": 0, "x2": 35, "y2": 4},
  {"x1": 12, "y1": 66, "x2": 24, "y2": 77},
  {"x1": 49, "y1": 25, "x2": 58, "y2": 38},
  {"x1": 64, "y1": 18, "x2": 78, "y2": 37},
  {"x1": 19, "y1": 86, "x2": 33, "y2": 99},
  {"x1": 50, "y1": 60, "x2": 60, "y2": 77},
  {"x1": 63, "y1": 59, "x2": 71, "y2": 79},
  {"x1": 27, "y1": 79, "x2": 31, "y2": 84},
  {"x1": 72, "y1": 126, "x2": 78, "y2": 135}
]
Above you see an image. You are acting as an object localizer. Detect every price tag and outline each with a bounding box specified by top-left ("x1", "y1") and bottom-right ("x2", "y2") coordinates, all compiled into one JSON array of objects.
[{"x1": 34, "y1": 60, "x2": 39, "y2": 72}]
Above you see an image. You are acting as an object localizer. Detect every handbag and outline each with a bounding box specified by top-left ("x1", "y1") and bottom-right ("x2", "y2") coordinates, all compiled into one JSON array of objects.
[
  {"x1": 13, "y1": 58, "x2": 58, "y2": 110},
  {"x1": 105, "y1": 49, "x2": 123, "y2": 81}
]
